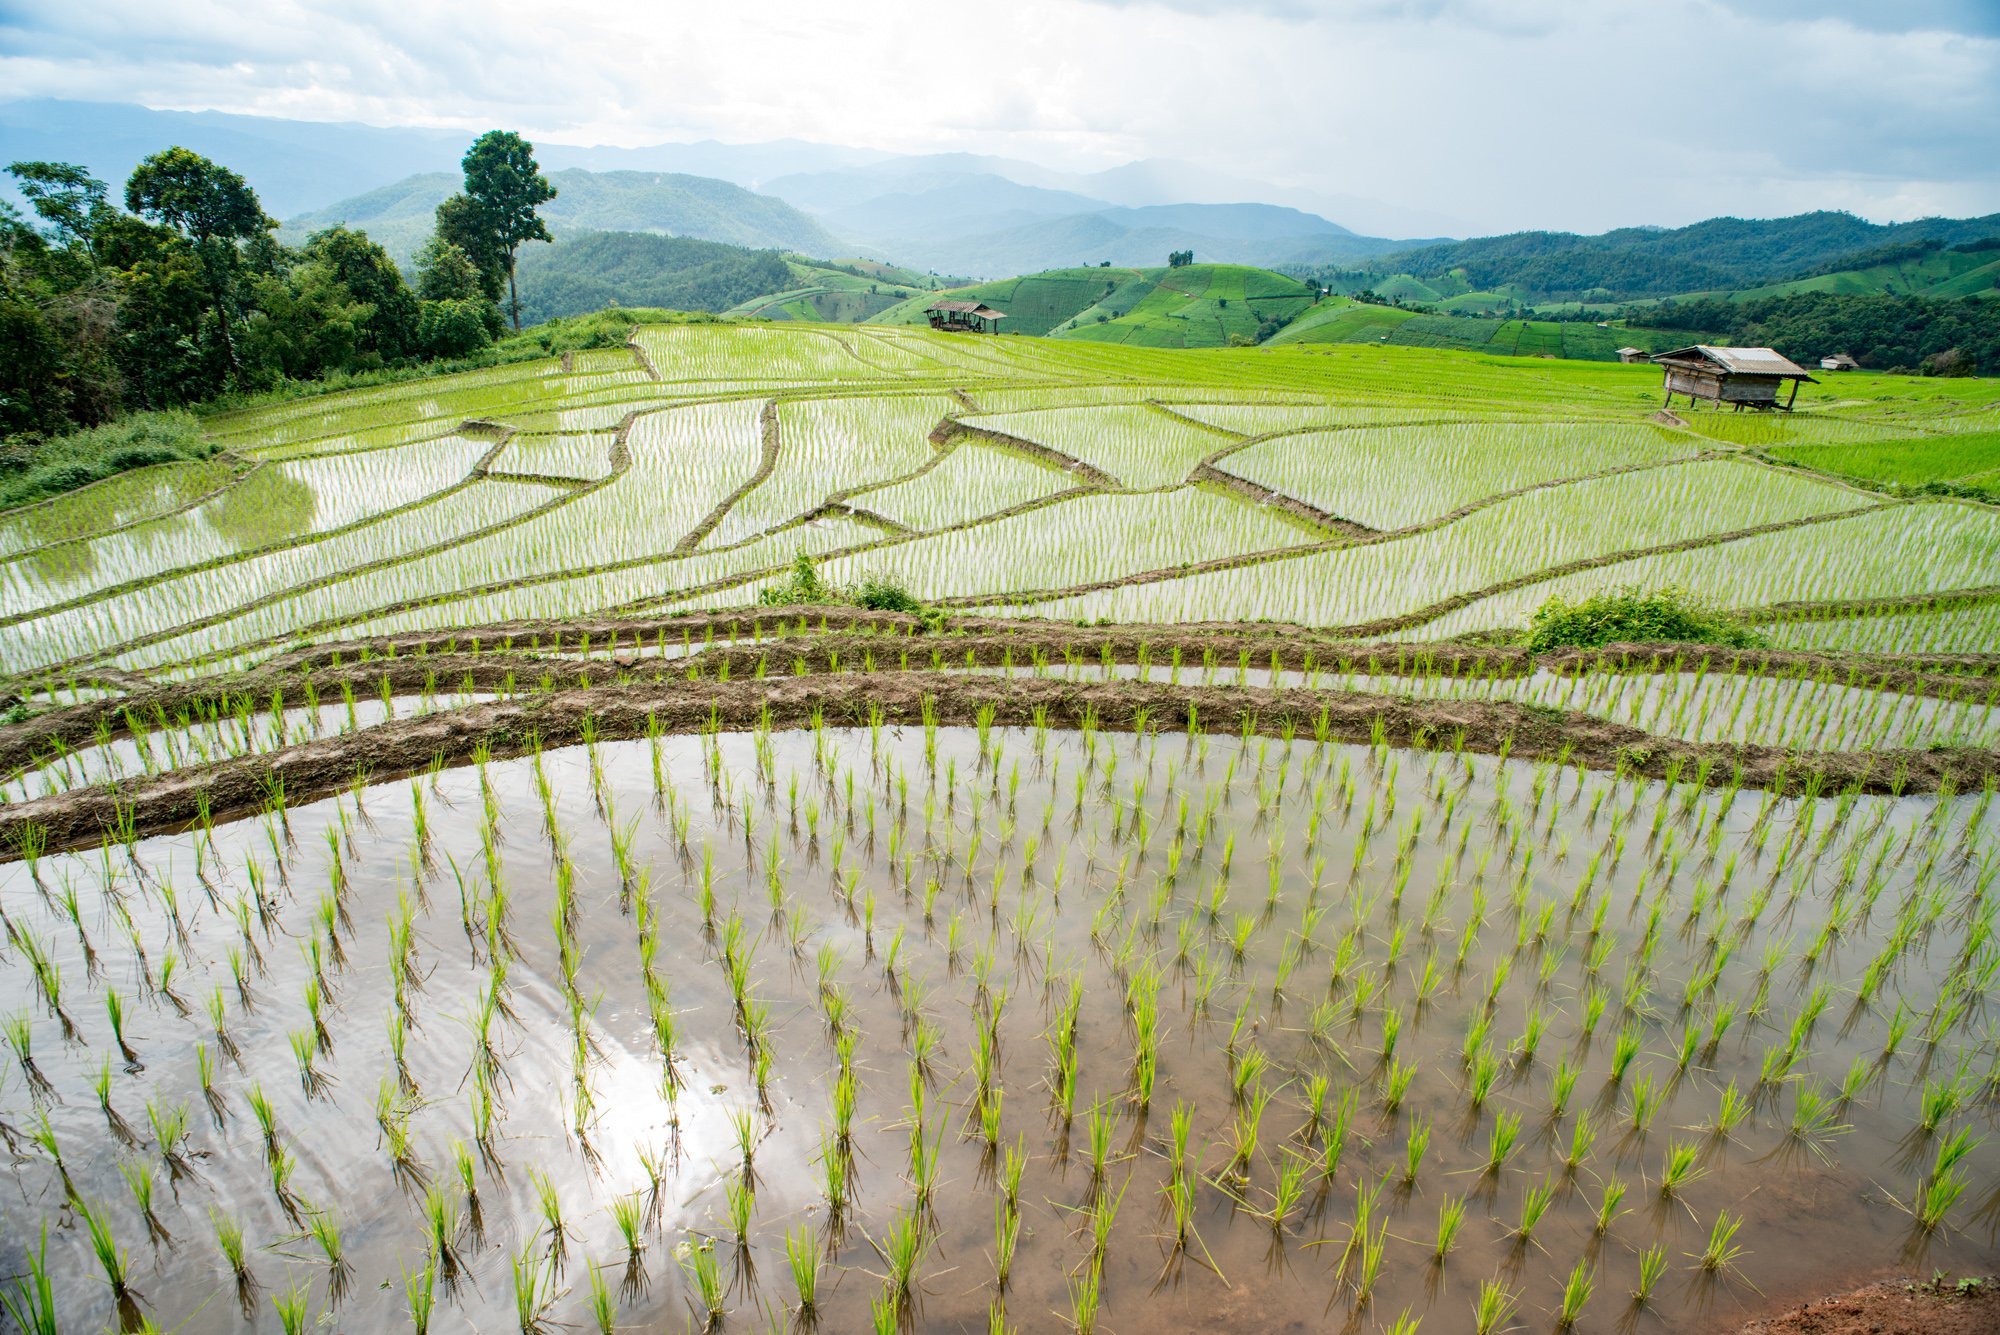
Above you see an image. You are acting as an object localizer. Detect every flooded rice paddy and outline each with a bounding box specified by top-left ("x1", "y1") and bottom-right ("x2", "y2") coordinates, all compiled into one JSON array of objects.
[{"x1": 2, "y1": 718, "x2": 1996, "y2": 1333}]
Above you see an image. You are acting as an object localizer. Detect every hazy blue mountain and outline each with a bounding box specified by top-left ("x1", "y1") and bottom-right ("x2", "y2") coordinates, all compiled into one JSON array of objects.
[
  {"x1": 864, "y1": 201, "x2": 1402, "y2": 277},
  {"x1": 0, "y1": 98, "x2": 885, "y2": 218},
  {"x1": 279, "y1": 168, "x2": 844, "y2": 266},
  {"x1": 0, "y1": 98, "x2": 468, "y2": 217},
  {"x1": 1, "y1": 99, "x2": 1435, "y2": 277},
  {"x1": 1375, "y1": 211, "x2": 2000, "y2": 300}
]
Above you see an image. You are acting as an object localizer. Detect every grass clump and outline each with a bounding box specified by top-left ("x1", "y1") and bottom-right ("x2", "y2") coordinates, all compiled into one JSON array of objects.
[
  {"x1": 0, "y1": 411, "x2": 222, "y2": 510},
  {"x1": 1523, "y1": 585, "x2": 1763, "y2": 653},
  {"x1": 758, "y1": 551, "x2": 926, "y2": 614}
]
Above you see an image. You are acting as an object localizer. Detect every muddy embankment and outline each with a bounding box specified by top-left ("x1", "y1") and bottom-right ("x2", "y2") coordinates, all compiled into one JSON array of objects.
[{"x1": 4, "y1": 663, "x2": 1998, "y2": 861}]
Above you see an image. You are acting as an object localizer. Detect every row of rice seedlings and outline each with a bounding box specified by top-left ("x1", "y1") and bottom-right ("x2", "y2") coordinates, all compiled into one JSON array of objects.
[{"x1": 0, "y1": 703, "x2": 1992, "y2": 1327}]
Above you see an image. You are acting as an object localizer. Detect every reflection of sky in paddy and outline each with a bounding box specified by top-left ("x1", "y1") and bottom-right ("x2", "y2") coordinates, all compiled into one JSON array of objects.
[{"x1": 1, "y1": 724, "x2": 1993, "y2": 1334}]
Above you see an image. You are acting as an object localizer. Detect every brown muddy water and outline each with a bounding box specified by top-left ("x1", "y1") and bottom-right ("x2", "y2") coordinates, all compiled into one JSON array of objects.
[{"x1": 1, "y1": 721, "x2": 1995, "y2": 1333}]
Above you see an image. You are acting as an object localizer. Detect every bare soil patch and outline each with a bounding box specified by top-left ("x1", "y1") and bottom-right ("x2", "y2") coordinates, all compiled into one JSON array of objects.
[{"x1": 1734, "y1": 1278, "x2": 2000, "y2": 1335}]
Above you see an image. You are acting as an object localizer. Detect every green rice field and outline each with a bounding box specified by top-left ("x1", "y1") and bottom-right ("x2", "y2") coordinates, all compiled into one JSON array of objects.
[{"x1": 2, "y1": 322, "x2": 1999, "y2": 1335}]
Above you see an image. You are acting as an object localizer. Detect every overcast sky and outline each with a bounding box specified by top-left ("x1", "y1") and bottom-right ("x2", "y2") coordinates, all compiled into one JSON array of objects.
[{"x1": 3, "y1": 0, "x2": 1996, "y2": 235}]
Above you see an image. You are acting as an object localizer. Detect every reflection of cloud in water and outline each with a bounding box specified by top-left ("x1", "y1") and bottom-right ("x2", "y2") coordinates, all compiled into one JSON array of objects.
[{"x1": 497, "y1": 964, "x2": 748, "y2": 1240}]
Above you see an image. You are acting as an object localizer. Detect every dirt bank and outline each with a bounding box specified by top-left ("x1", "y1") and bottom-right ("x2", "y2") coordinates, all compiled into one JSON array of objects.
[
  {"x1": 3, "y1": 671, "x2": 1995, "y2": 861},
  {"x1": 1733, "y1": 1277, "x2": 2000, "y2": 1334}
]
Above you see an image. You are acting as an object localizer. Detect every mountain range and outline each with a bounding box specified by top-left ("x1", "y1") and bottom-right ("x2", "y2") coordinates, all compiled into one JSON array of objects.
[
  {"x1": 4, "y1": 98, "x2": 1996, "y2": 305},
  {"x1": 277, "y1": 169, "x2": 844, "y2": 266},
  {"x1": 0, "y1": 98, "x2": 1430, "y2": 277}
]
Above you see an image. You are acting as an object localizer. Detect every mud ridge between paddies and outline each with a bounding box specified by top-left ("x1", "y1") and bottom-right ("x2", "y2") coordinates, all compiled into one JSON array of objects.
[{"x1": 4, "y1": 614, "x2": 1999, "y2": 859}]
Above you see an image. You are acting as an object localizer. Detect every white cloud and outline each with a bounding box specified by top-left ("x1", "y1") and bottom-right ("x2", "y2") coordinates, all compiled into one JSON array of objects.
[{"x1": 1, "y1": 0, "x2": 1994, "y2": 233}]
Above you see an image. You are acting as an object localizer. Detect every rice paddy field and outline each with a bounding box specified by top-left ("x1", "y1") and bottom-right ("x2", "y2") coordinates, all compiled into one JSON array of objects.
[{"x1": 3, "y1": 322, "x2": 2000, "y2": 1335}]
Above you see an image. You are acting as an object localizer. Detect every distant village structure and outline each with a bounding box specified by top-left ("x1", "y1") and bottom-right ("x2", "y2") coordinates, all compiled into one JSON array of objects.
[
  {"x1": 1821, "y1": 353, "x2": 1859, "y2": 372},
  {"x1": 1616, "y1": 346, "x2": 1650, "y2": 364},
  {"x1": 925, "y1": 300, "x2": 1007, "y2": 334},
  {"x1": 1651, "y1": 345, "x2": 1816, "y2": 411}
]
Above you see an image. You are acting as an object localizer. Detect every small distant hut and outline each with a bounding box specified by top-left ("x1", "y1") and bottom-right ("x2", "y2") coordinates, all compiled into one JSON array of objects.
[
  {"x1": 925, "y1": 299, "x2": 1007, "y2": 334},
  {"x1": 1820, "y1": 353, "x2": 1859, "y2": 372},
  {"x1": 1651, "y1": 345, "x2": 1816, "y2": 412},
  {"x1": 1616, "y1": 346, "x2": 1650, "y2": 364}
]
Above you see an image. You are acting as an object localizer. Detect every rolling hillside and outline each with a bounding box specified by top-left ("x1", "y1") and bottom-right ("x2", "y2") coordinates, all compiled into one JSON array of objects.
[
  {"x1": 866, "y1": 203, "x2": 1394, "y2": 279},
  {"x1": 868, "y1": 264, "x2": 1314, "y2": 346},
  {"x1": 1268, "y1": 297, "x2": 1685, "y2": 360},
  {"x1": 279, "y1": 168, "x2": 844, "y2": 265},
  {"x1": 723, "y1": 259, "x2": 940, "y2": 323},
  {"x1": 1353, "y1": 211, "x2": 2000, "y2": 303},
  {"x1": 1720, "y1": 242, "x2": 2000, "y2": 303},
  {"x1": 511, "y1": 232, "x2": 795, "y2": 325}
]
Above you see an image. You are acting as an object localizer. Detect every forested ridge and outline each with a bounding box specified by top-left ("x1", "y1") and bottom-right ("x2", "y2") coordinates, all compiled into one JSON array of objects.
[
  {"x1": 1375, "y1": 211, "x2": 2000, "y2": 302},
  {"x1": 1627, "y1": 291, "x2": 2000, "y2": 375}
]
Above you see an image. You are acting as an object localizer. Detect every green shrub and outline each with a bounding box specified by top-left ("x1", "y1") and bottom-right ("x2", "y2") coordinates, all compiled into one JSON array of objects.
[
  {"x1": 1524, "y1": 586, "x2": 1763, "y2": 653},
  {"x1": 852, "y1": 577, "x2": 923, "y2": 613},
  {"x1": 756, "y1": 552, "x2": 924, "y2": 614},
  {"x1": 758, "y1": 551, "x2": 826, "y2": 606},
  {"x1": 0, "y1": 411, "x2": 219, "y2": 510}
]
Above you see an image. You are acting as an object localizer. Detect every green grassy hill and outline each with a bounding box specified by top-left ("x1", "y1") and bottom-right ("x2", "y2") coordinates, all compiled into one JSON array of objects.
[
  {"x1": 1269, "y1": 296, "x2": 1685, "y2": 360},
  {"x1": 1722, "y1": 247, "x2": 2000, "y2": 303},
  {"x1": 514, "y1": 231, "x2": 795, "y2": 325},
  {"x1": 724, "y1": 259, "x2": 936, "y2": 323},
  {"x1": 868, "y1": 264, "x2": 1315, "y2": 347},
  {"x1": 279, "y1": 167, "x2": 843, "y2": 265},
  {"x1": 871, "y1": 267, "x2": 1142, "y2": 336}
]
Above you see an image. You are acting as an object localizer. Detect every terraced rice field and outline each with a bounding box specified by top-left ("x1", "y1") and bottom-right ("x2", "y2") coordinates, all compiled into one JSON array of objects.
[
  {"x1": 3, "y1": 324, "x2": 1999, "y2": 1335},
  {"x1": 6, "y1": 325, "x2": 1995, "y2": 681}
]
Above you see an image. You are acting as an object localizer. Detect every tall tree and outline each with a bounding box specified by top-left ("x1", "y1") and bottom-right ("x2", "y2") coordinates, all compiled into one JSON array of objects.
[
  {"x1": 124, "y1": 147, "x2": 273, "y2": 384},
  {"x1": 7, "y1": 161, "x2": 111, "y2": 254},
  {"x1": 304, "y1": 226, "x2": 421, "y2": 363},
  {"x1": 432, "y1": 193, "x2": 507, "y2": 303},
  {"x1": 414, "y1": 235, "x2": 487, "y2": 303},
  {"x1": 445, "y1": 131, "x2": 556, "y2": 330}
]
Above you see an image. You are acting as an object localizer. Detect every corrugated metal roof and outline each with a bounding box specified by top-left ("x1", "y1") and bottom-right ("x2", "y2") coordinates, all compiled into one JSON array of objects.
[
  {"x1": 1656, "y1": 345, "x2": 1814, "y2": 378},
  {"x1": 1699, "y1": 345, "x2": 1812, "y2": 376},
  {"x1": 927, "y1": 300, "x2": 1007, "y2": 318}
]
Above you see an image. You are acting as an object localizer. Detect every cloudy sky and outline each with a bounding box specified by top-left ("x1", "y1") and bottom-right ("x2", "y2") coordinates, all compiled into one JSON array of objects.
[{"x1": 3, "y1": 0, "x2": 1996, "y2": 235}]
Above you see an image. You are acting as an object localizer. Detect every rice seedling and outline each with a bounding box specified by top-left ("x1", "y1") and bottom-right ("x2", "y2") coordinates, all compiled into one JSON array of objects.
[
  {"x1": 0, "y1": 1223, "x2": 57, "y2": 1335},
  {"x1": 1401, "y1": 1118, "x2": 1430, "y2": 1188},
  {"x1": 530, "y1": 1168, "x2": 572, "y2": 1270},
  {"x1": 1472, "y1": 1278, "x2": 1517, "y2": 1335},
  {"x1": 76, "y1": 1197, "x2": 140, "y2": 1320},
  {"x1": 213, "y1": 1210, "x2": 259, "y2": 1318},
  {"x1": 1594, "y1": 1179, "x2": 1628, "y2": 1236},
  {"x1": 419, "y1": 1181, "x2": 466, "y2": 1288},
  {"x1": 1063, "y1": 1254, "x2": 1105, "y2": 1334},
  {"x1": 513, "y1": 1244, "x2": 556, "y2": 1334},
  {"x1": 725, "y1": 1170, "x2": 755, "y2": 1246},
  {"x1": 1697, "y1": 1210, "x2": 1748, "y2": 1274},
  {"x1": 787, "y1": 1222, "x2": 821, "y2": 1316},
  {"x1": 406, "y1": 1254, "x2": 439, "y2": 1335},
  {"x1": 121, "y1": 1159, "x2": 170, "y2": 1247},
  {"x1": 5, "y1": 1013, "x2": 55, "y2": 1104},
  {"x1": 1484, "y1": 1110, "x2": 1521, "y2": 1177},
  {"x1": 1555, "y1": 1260, "x2": 1596, "y2": 1331},
  {"x1": 273, "y1": 1280, "x2": 310, "y2": 1335},
  {"x1": 875, "y1": 1206, "x2": 926, "y2": 1313},
  {"x1": 612, "y1": 1190, "x2": 646, "y2": 1263},
  {"x1": 1434, "y1": 1194, "x2": 1467, "y2": 1263},
  {"x1": 1511, "y1": 1178, "x2": 1556, "y2": 1248},
  {"x1": 306, "y1": 1204, "x2": 354, "y2": 1302},
  {"x1": 1658, "y1": 1140, "x2": 1703, "y2": 1199}
]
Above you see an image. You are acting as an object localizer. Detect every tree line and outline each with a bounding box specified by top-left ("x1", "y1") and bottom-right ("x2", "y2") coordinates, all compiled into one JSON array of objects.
[
  {"x1": 1625, "y1": 291, "x2": 2000, "y2": 376},
  {"x1": 1, "y1": 130, "x2": 556, "y2": 442}
]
